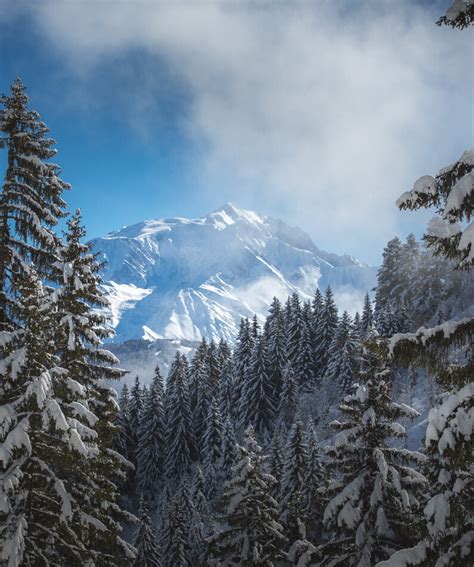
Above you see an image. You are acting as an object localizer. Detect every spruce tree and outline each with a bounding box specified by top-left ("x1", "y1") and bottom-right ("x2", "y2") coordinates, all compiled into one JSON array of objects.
[
  {"x1": 379, "y1": 10, "x2": 473, "y2": 558},
  {"x1": 52, "y1": 210, "x2": 134, "y2": 562},
  {"x1": 295, "y1": 302, "x2": 316, "y2": 391},
  {"x1": 115, "y1": 384, "x2": 134, "y2": 460},
  {"x1": 280, "y1": 420, "x2": 309, "y2": 530},
  {"x1": 314, "y1": 286, "x2": 339, "y2": 378},
  {"x1": 286, "y1": 518, "x2": 317, "y2": 567},
  {"x1": 134, "y1": 500, "x2": 161, "y2": 567},
  {"x1": 207, "y1": 428, "x2": 285, "y2": 566},
  {"x1": 164, "y1": 353, "x2": 195, "y2": 480},
  {"x1": 0, "y1": 78, "x2": 69, "y2": 331},
  {"x1": 220, "y1": 417, "x2": 238, "y2": 480},
  {"x1": 276, "y1": 362, "x2": 300, "y2": 431},
  {"x1": 286, "y1": 292, "x2": 302, "y2": 368},
  {"x1": 361, "y1": 293, "x2": 374, "y2": 338},
  {"x1": 324, "y1": 311, "x2": 360, "y2": 402},
  {"x1": 231, "y1": 318, "x2": 253, "y2": 427},
  {"x1": 202, "y1": 397, "x2": 223, "y2": 469},
  {"x1": 322, "y1": 340, "x2": 426, "y2": 566},
  {"x1": 264, "y1": 297, "x2": 287, "y2": 404},
  {"x1": 0, "y1": 270, "x2": 135, "y2": 564},
  {"x1": 304, "y1": 423, "x2": 325, "y2": 536},
  {"x1": 136, "y1": 366, "x2": 166, "y2": 499},
  {"x1": 240, "y1": 335, "x2": 276, "y2": 439}
]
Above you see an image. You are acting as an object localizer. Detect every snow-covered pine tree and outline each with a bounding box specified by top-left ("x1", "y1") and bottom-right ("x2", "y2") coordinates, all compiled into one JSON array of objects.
[
  {"x1": 0, "y1": 78, "x2": 69, "y2": 331},
  {"x1": 374, "y1": 237, "x2": 406, "y2": 329},
  {"x1": 286, "y1": 292, "x2": 302, "y2": 369},
  {"x1": 136, "y1": 365, "x2": 166, "y2": 500},
  {"x1": 207, "y1": 340, "x2": 222, "y2": 394},
  {"x1": 129, "y1": 376, "x2": 144, "y2": 462},
  {"x1": 361, "y1": 293, "x2": 374, "y2": 339},
  {"x1": 218, "y1": 355, "x2": 234, "y2": 421},
  {"x1": 279, "y1": 419, "x2": 309, "y2": 532},
  {"x1": 52, "y1": 209, "x2": 135, "y2": 562},
  {"x1": 0, "y1": 270, "x2": 135, "y2": 565},
  {"x1": 164, "y1": 353, "x2": 195, "y2": 480},
  {"x1": 324, "y1": 311, "x2": 360, "y2": 400},
  {"x1": 378, "y1": 43, "x2": 473, "y2": 561},
  {"x1": 269, "y1": 430, "x2": 285, "y2": 500},
  {"x1": 304, "y1": 423, "x2": 325, "y2": 536},
  {"x1": 231, "y1": 318, "x2": 253, "y2": 428},
  {"x1": 314, "y1": 286, "x2": 339, "y2": 378},
  {"x1": 159, "y1": 484, "x2": 192, "y2": 567},
  {"x1": 240, "y1": 335, "x2": 276, "y2": 439},
  {"x1": 322, "y1": 339, "x2": 426, "y2": 566},
  {"x1": 295, "y1": 302, "x2": 316, "y2": 391},
  {"x1": 264, "y1": 297, "x2": 287, "y2": 405},
  {"x1": 134, "y1": 499, "x2": 161, "y2": 567},
  {"x1": 202, "y1": 397, "x2": 223, "y2": 470},
  {"x1": 276, "y1": 362, "x2": 300, "y2": 431},
  {"x1": 115, "y1": 384, "x2": 133, "y2": 460},
  {"x1": 251, "y1": 313, "x2": 261, "y2": 340},
  {"x1": 207, "y1": 427, "x2": 285, "y2": 566},
  {"x1": 220, "y1": 416, "x2": 238, "y2": 480}
]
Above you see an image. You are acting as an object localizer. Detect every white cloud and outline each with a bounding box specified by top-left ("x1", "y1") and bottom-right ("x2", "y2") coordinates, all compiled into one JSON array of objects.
[{"x1": 23, "y1": 0, "x2": 472, "y2": 261}]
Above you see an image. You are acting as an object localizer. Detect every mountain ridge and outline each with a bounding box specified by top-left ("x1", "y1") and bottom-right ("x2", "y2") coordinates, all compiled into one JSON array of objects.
[{"x1": 91, "y1": 203, "x2": 377, "y2": 343}]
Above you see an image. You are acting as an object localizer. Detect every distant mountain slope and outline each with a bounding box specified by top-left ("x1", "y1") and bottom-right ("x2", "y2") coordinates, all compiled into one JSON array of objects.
[{"x1": 91, "y1": 203, "x2": 377, "y2": 343}]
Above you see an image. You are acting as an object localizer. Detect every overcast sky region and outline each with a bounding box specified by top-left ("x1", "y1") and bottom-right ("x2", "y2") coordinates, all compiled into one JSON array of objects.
[{"x1": 1, "y1": 0, "x2": 472, "y2": 264}]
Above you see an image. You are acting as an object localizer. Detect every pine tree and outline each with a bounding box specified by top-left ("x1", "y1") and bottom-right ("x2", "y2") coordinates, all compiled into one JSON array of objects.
[
  {"x1": 379, "y1": 12, "x2": 473, "y2": 557},
  {"x1": 129, "y1": 376, "x2": 144, "y2": 460},
  {"x1": 360, "y1": 293, "x2": 374, "y2": 338},
  {"x1": 264, "y1": 297, "x2": 287, "y2": 404},
  {"x1": 202, "y1": 397, "x2": 223, "y2": 469},
  {"x1": 374, "y1": 237, "x2": 404, "y2": 327},
  {"x1": 164, "y1": 353, "x2": 195, "y2": 480},
  {"x1": 134, "y1": 500, "x2": 161, "y2": 567},
  {"x1": 0, "y1": 78, "x2": 69, "y2": 331},
  {"x1": 269, "y1": 430, "x2": 285, "y2": 500},
  {"x1": 280, "y1": 420, "x2": 309, "y2": 530},
  {"x1": 286, "y1": 293, "x2": 302, "y2": 368},
  {"x1": 295, "y1": 302, "x2": 316, "y2": 391},
  {"x1": 207, "y1": 428, "x2": 285, "y2": 566},
  {"x1": 240, "y1": 335, "x2": 276, "y2": 439},
  {"x1": 322, "y1": 339, "x2": 426, "y2": 566},
  {"x1": 304, "y1": 423, "x2": 324, "y2": 536},
  {"x1": 231, "y1": 318, "x2": 253, "y2": 427},
  {"x1": 324, "y1": 311, "x2": 360, "y2": 400},
  {"x1": 136, "y1": 366, "x2": 166, "y2": 499},
  {"x1": 276, "y1": 362, "x2": 299, "y2": 431},
  {"x1": 115, "y1": 384, "x2": 134, "y2": 460},
  {"x1": 220, "y1": 417, "x2": 238, "y2": 480},
  {"x1": 160, "y1": 485, "x2": 192, "y2": 567},
  {"x1": 52, "y1": 210, "x2": 134, "y2": 562},
  {"x1": 0, "y1": 270, "x2": 135, "y2": 564},
  {"x1": 314, "y1": 286, "x2": 339, "y2": 378}
]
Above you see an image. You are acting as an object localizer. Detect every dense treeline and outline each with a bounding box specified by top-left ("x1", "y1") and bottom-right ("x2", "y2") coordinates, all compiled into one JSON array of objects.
[
  {"x1": 119, "y1": 225, "x2": 472, "y2": 565},
  {"x1": 0, "y1": 80, "x2": 134, "y2": 565}
]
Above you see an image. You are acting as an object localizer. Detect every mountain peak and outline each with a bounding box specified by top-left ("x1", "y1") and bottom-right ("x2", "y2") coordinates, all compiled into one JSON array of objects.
[{"x1": 92, "y1": 204, "x2": 377, "y2": 343}]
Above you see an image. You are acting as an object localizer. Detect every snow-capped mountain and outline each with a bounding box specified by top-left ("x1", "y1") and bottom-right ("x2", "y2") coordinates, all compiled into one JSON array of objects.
[{"x1": 91, "y1": 203, "x2": 377, "y2": 344}]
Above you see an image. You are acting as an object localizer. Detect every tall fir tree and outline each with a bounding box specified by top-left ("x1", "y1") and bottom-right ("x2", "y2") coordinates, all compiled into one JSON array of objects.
[
  {"x1": 322, "y1": 340, "x2": 426, "y2": 566},
  {"x1": 207, "y1": 428, "x2": 285, "y2": 566},
  {"x1": 164, "y1": 353, "x2": 195, "y2": 480},
  {"x1": 379, "y1": 11, "x2": 473, "y2": 559},
  {"x1": 136, "y1": 366, "x2": 166, "y2": 500},
  {"x1": 240, "y1": 335, "x2": 276, "y2": 439},
  {"x1": 52, "y1": 210, "x2": 134, "y2": 562},
  {"x1": 134, "y1": 500, "x2": 161, "y2": 567},
  {"x1": 360, "y1": 293, "x2": 374, "y2": 339},
  {"x1": 264, "y1": 297, "x2": 287, "y2": 405},
  {"x1": 314, "y1": 286, "x2": 339, "y2": 378},
  {"x1": 0, "y1": 78, "x2": 69, "y2": 331}
]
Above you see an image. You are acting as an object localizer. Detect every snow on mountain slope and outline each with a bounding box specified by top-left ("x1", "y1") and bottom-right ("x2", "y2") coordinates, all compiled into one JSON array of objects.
[{"x1": 91, "y1": 203, "x2": 377, "y2": 343}]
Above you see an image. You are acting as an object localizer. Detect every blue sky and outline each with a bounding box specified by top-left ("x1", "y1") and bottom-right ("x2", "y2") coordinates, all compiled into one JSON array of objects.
[{"x1": 1, "y1": 0, "x2": 472, "y2": 264}]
